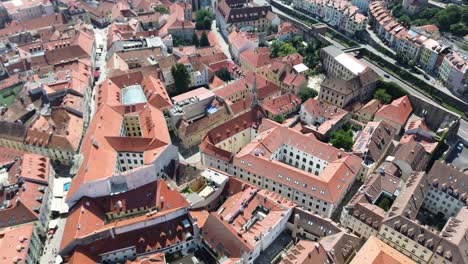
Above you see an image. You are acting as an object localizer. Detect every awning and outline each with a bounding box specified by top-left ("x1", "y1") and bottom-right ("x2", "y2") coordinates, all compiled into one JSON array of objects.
[
  {"x1": 49, "y1": 219, "x2": 58, "y2": 229},
  {"x1": 55, "y1": 255, "x2": 63, "y2": 264}
]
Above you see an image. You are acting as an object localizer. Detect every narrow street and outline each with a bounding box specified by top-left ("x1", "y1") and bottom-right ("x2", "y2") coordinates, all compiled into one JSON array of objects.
[
  {"x1": 90, "y1": 27, "x2": 108, "y2": 119},
  {"x1": 211, "y1": 20, "x2": 231, "y2": 60}
]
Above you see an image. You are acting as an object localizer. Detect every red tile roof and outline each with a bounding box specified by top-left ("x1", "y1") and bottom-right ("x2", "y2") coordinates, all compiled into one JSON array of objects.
[
  {"x1": 263, "y1": 93, "x2": 301, "y2": 116},
  {"x1": 240, "y1": 47, "x2": 272, "y2": 68},
  {"x1": 375, "y1": 96, "x2": 413, "y2": 126},
  {"x1": 61, "y1": 180, "x2": 189, "y2": 254}
]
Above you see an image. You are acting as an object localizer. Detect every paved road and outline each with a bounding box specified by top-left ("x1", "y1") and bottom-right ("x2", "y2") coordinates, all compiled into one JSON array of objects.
[
  {"x1": 363, "y1": 57, "x2": 468, "y2": 138},
  {"x1": 429, "y1": 0, "x2": 447, "y2": 8},
  {"x1": 272, "y1": 0, "x2": 468, "y2": 105},
  {"x1": 90, "y1": 27, "x2": 108, "y2": 119},
  {"x1": 40, "y1": 218, "x2": 67, "y2": 264},
  {"x1": 211, "y1": 20, "x2": 231, "y2": 60}
]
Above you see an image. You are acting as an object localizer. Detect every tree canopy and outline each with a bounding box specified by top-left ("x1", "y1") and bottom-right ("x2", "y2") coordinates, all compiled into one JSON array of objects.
[
  {"x1": 192, "y1": 33, "x2": 199, "y2": 47},
  {"x1": 270, "y1": 40, "x2": 297, "y2": 58},
  {"x1": 273, "y1": 114, "x2": 285, "y2": 124},
  {"x1": 392, "y1": 5, "x2": 468, "y2": 36},
  {"x1": 298, "y1": 89, "x2": 318, "y2": 102},
  {"x1": 199, "y1": 32, "x2": 210, "y2": 47},
  {"x1": 195, "y1": 10, "x2": 214, "y2": 30},
  {"x1": 377, "y1": 81, "x2": 408, "y2": 101},
  {"x1": 215, "y1": 67, "x2": 232, "y2": 82},
  {"x1": 373, "y1": 88, "x2": 392, "y2": 104},
  {"x1": 329, "y1": 128, "x2": 354, "y2": 151},
  {"x1": 171, "y1": 63, "x2": 191, "y2": 95}
]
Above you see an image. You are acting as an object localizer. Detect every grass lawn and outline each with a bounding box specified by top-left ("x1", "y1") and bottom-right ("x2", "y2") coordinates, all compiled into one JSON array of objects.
[{"x1": 0, "y1": 84, "x2": 23, "y2": 106}]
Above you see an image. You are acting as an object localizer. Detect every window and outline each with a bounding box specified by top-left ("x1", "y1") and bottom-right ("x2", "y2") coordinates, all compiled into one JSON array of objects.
[
  {"x1": 294, "y1": 180, "x2": 299, "y2": 185},
  {"x1": 286, "y1": 177, "x2": 291, "y2": 181}
]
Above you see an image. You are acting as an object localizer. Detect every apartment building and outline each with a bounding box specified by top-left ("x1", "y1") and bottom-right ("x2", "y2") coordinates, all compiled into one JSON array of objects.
[
  {"x1": 352, "y1": 121, "x2": 396, "y2": 179},
  {"x1": 374, "y1": 95, "x2": 413, "y2": 134},
  {"x1": 239, "y1": 47, "x2": 272, "y2": 73},
  {"x1": 438, "y1": 51, "x2": 467, "y2": 94},
  {"x1": 292, "y1": 0, "x2": 368, "y2": 35},
  {"x1": 66, "y1": 71, "x2": 177, "y2": 206},
  {"x1": 418, "y1": 39, "x2": 449, "y2": 74},
  {"x1": 350, "y1": 236, "x2": 416, "y2": 264},
  {"x1": 215, "y1": 0, "x2": 272, "y2": 38},
  {"x1": 320, "y1": 47, "x2": 380, "y2": 108},
  {"x1": 263, "y1": 93, "x2": 301, "y2": 119},
  {"x1": 200, "y1": 109, "x2": 363, "y2": 218},
  {"x1": 0, "y1": 59, "x2": 94, "y2": 165},
  {"x1": 341, "y1": 172, "x2": 403, "y2": 238},
  {"x1": 201, "y1": 180, "x2": 294, "y2": 263},
  {"x1": 299, "y1": 98, "x2": 350, "y2": 139},
  {"x1": 60, "y1": 180, "x2": 198, "y2": 263},
  {"x1": 0, "y1": 148, "x2": 54, "y2": 232},
  {"x1": 0, "y1": 223, "x2": 43, "y2": 264},
  {"x1": 423, "y1": 161, "x2": 468, "y2": 219},
  {"x1": 2, "y1": 0, "x2": 54, "y2": 22},
  {"x1": 377, "y1": 170, "x2": 468, "y2": 264},
  {"x1": 228, "y1": 31, "x2": 260, "y2": 62}
]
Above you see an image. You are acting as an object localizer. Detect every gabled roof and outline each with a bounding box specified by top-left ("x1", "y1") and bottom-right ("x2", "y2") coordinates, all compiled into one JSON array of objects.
[{"x1": 375, "y1": 96, "x2": 413, "y2": 126}]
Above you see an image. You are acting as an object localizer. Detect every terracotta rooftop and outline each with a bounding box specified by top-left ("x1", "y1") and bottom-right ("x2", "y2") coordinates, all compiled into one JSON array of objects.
[
  {"x1": 375, "y1": 96, "x2": 413, "y2": 127},
  {"x1": 240, "y1": 47, "x2": 272, "y2": 68},
  {"x1": 61, "y1": 180, "x2": 189, "y2": 255},
  {"x1": 263, "y1": 93, "x2": 301, "y2": 116},
  {"x1": 350, "y1": 236, "x2": 416, "y2": 264},
  {"x1": 231, "y1": 123, "x2": 362, "y2": 203},
  {"x1": 301, "y1": 98, "x2": 349, "y2": 136},
  {"x1": 0, "y1": 223, "x2": 36, "y2": 264}
]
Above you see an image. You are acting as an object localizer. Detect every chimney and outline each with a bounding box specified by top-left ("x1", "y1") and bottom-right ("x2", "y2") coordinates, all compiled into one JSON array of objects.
[{"x1": 292, "y1": 213, "x2": 300, "y2": 239}]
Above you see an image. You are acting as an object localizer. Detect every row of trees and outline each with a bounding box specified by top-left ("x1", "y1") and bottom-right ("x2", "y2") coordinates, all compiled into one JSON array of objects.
[
  {"x1": 393, "y1": 4, "x2": 468, "y2": 37},
  {"x1": 192, "y1": 32, "x2": 210, "y2": 47}
]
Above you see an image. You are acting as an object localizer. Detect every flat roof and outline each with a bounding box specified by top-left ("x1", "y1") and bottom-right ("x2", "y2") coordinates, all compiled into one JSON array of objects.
[
  {"x1": 293, "y1": 63, "x2": 309, "y2": 73},
  {"x1": 121, "y1": 84, "x2": 147, "y2": 106},
  {"x1": 335, "y1": 53, "x2": 367, "y2": 75}
]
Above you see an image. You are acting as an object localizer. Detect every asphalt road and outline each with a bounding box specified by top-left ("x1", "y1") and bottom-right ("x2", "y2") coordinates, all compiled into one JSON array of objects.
[{"x1": 211, "y1": 20, "x2": 231, "y2": 60}]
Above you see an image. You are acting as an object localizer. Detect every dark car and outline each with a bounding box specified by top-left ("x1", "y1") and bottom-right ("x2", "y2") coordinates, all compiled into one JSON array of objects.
[{"x1": 383, "y1": 74, "x2": 390, "y2": 78}]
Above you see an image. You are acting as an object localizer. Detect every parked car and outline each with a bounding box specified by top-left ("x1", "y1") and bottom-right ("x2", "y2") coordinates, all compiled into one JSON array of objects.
[{"x1": 384, "y1": 74, "x2": 390, "y2": 78}]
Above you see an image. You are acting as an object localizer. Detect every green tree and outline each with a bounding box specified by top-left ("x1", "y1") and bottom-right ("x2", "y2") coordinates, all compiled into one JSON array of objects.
[
  {"x1": 153, "y1": 6, "x2": 169, "y2": 14},
  {"x1": 273, "y1": 114, "x2": 285, "y2": 124},
  {"x1": 298, "y1": 89, "x2": 318, "y2": 102},
  {"x1": 418, "y1": 8, "x2": 439, "y2": 20},
  {"x1": 450, "y1": 23, "x2": 468, "y2": 37},
  {"x1": 171, "y1": 63, "x2": 191, "y2": 95},
  {"x1": 435, "y1": 6, "x2": 462, "y2": 31},
  {"x1": 195, "y1": 9, "x2": 214, "y2": 30},
  {"x1": 378, "y1": 81, "x2": 408, "y2": 100},
  {"x1": 329, "y1": 128, "x2": 354, "y2": 151},
  {"x1": 199, "y1": 31, "x2": 210, "y2": 47},
  {"x1": 192, "y1": 33, "x2": 199, "y2": 47},
  {"x1": 270, "y1": 40, "x2": 297, "y2": 58},
  {"x1": 398, "y1": 15, "x2": 411, "y2": 26},
  {"x1": 173, "y1": 36, "x2": 184, "y2": 47},
  {"x1": 215, "y1": 67, "x2": 232, "y2": 82},
  {"x1": 378, "y1": 197, "x2": 392, "y2": 211},
  {"x1": 462, "y1": 6, "x2": 468, "y2": 24},
  {"x1": 374, "y1": 88, "x2": 392, "y2": 104}
]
